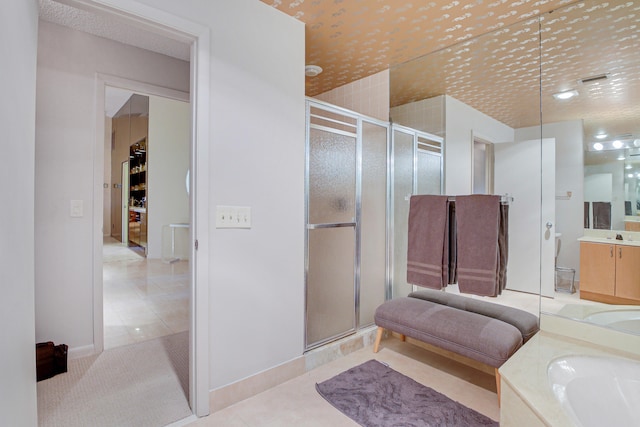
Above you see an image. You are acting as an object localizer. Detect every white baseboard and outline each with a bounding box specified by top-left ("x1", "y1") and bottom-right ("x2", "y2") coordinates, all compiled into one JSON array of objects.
[
  {"x1": 68, "y1": 344, "x2": 96, "y2": 360},
  {"x1": 209, "y1": 325, "x2": 378, "y2": 413},
  {"x1": 209, "y1": 356, "x2": 305, "y2": 412}
]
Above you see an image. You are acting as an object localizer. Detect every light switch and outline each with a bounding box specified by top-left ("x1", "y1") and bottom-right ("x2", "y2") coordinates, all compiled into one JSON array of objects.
[
  {"x1": 216, "y1": 205, "x2": 251, "y2": 229},
  {"x1": 70, "y1": 200, "x2": 83, "y2": 217},
  {"x1": 237, "y1": 207, "x2": 251, "y2": 228}
]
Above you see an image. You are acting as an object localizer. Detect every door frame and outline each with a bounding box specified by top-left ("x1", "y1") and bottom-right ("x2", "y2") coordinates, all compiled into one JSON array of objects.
[
  {"x1": 78, "y1": 0, "x2": 211, "y2": 417},
  {"x1": 121, "y1": 160, "x2": 129, "y2": 244}
]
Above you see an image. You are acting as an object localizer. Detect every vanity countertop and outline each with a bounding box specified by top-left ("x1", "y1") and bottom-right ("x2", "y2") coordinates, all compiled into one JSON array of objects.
[
  {"x1": 500, "y1": 330, "x2": 640, "y2": 426},
  {"x1": 578, "y1": 235, "x2": 640, "y2": 247}
]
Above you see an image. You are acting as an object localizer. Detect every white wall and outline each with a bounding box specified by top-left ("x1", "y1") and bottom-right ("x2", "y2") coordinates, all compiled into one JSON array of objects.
[
  {"x1": 35, "y1": 20, "x2": 190, "y2": 349},
  {"x1": 102, "y1": 0, "x2": 306, "y2": 390},
  {"x1": 516, "y1": 120, "x2": 583, "y2": 278},
  {"x1": 444, "y1": 95, "x2": 515, "y2": 194},
  {"x1": 147, "y1": 96, "x2": 190, "y2": 259},
  {"x1": 0, "y1": 1, "x2": 38, "y2": 425}
]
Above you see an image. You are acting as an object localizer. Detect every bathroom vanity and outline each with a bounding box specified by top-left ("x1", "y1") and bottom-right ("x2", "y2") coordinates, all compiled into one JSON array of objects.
[{"x1": 579, "y1": 236, "x2": 640, "y2": 304}]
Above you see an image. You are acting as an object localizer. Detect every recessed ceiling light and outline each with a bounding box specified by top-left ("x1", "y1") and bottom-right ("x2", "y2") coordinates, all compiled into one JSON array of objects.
[
  {"x1": 617, "y1": 155, "x2": 626, "y2": 160},
  {"x1": 612, "y1": 140, "x2": 623, "y2": 149},
  {"x1": 552, "y1": 89, "x2": 579, "y2": 100},
  {"x1": 595, "y1": 133, "x2": 608, "y2": 139},
  {"x1": 634, "y1": 139, "x2": 640, "y2": 147},
  {"x1": 593, "y1": 142, "x2": 604, "y2": 151},
  {"x1": 305, "y1": 65, "x2": 323, "y2": 77},
  {"x1": 626, "y1": 165, "x2": 632, "y2": 169},
  {"x1": 629, "y1": 174, "x2": 634, "y2": 178}
]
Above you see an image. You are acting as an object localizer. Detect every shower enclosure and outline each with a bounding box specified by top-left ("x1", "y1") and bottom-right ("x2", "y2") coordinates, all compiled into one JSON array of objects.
[
  {"x1": 390, "y1": 125, "x2": 443, "y2": 299},
  {"x1": 305, "y1": 100, "x2": 443, "y2": 350}
]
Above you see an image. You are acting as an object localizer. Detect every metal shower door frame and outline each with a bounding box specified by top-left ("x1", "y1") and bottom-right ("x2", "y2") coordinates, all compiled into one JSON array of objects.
[{"x1": 304, "y1": 99, "x2": 391, "y2": 351}]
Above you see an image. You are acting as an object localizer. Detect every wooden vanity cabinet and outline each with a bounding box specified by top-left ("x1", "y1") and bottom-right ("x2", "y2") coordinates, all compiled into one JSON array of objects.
[
  {"x1": 580, "y1": 241, "x2": 640, "y2": 304},
  {"x1": 615, "y1": 245, "x2": 640, "y2": 300}
]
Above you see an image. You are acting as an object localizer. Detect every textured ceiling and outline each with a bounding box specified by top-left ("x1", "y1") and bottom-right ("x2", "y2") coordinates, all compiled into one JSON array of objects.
[
  {"x1": 390, "y1": 0, "x2": 640, "y2": 139},
  {"x1": 262, "y1": 0, "x2": 576, "y2": 96},
  {"x1": 267, "y1": 0, "x2": 639, "y2": 157},
  {"x1": 38, "y1": 0, "x2": 190, "y2": 61},
  {"x1": 40, "y1": 0, "x2": 638, "y2": 156}
]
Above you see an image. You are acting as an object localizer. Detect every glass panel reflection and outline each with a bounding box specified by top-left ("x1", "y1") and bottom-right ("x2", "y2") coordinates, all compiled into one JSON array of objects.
[
  {"x1": 360, "y1": 122, "x2": 388, "y2": 326},
  {"x1": 392, "y1": 130, "x2": 414, "y2": 298}
]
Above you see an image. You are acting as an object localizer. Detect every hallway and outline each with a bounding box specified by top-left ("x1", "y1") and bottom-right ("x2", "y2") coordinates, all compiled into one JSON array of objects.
[{"x1": 103, "y1": 237, "x2": 189, "y2": 349}]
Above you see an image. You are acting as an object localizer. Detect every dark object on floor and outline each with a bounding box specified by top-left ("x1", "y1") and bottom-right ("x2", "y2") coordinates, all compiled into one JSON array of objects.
[
  {"x1": 316, "y1": 359, "x2": 498, "y2": 427},
  {"x1": 36, "y1": 341, "x2": 68, "y2": 381}
]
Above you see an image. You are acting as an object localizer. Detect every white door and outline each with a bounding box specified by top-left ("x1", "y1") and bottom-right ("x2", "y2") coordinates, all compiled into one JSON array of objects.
[{"x1": 495, "y1": 138, "x2": 556, "y2": 297}]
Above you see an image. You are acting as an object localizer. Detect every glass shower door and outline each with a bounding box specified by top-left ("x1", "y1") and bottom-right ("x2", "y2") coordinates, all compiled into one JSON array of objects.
[{"x1": 306, "y1": 113, "x2": 357, "y2": 347}]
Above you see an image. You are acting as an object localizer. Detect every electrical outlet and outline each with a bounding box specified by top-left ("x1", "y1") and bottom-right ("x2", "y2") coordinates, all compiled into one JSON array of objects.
[{"x1": 216, "y1": 205, "x2": 251, "y2": 229}]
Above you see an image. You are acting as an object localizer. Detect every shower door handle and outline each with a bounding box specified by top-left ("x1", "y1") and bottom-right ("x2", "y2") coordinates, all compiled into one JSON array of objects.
[{"x1": 307, "y1": 222, "x2": 356, "y2": 230}]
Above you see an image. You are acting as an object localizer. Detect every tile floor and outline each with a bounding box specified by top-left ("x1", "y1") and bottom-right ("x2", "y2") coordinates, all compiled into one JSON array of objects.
[
  {"x1": 182, "y1": 283, "x2": 587, "y2": 426},
  {"x1": 188, "y1": 336, "x2": 500, "y2": 427},
  {"x1": 103, "y1": 237, "x2": 189, "y2": 349}
]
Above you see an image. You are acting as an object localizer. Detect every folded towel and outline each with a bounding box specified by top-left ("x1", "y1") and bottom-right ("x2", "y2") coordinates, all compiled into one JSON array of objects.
[
  {"x1": 456, "y1": 195, "x2": 503, "y2": 297},
  {"x1": 447, "y1": 201, "x2": 457, "y2": 285},
  {"x1": 498, "y1": 203, "x2": 509, "y2": 292},
  {"x1": 406, "y1": 195, "x2": 450, "y2": 289}
]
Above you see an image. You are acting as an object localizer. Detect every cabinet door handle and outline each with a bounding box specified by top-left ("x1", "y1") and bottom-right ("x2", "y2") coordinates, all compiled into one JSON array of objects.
[
  {"x1": 611, "y1": 246, "x2": 614, "y2": 257},
  {"x1": 619, "y1": 247, "x2": 622, "y2": 259}
]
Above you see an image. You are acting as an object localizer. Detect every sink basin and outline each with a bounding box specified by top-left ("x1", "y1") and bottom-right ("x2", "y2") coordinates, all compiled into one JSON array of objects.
[
  {"x1": 547, "y1": 355, "x2": 640, "y2": 427},
  {"x1": 583, "y1": 310, "x2": 640, "y2": 334}
]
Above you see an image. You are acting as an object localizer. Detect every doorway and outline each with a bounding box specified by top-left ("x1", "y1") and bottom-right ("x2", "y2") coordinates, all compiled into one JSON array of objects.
[
  {"x1": 36, "y1": 0, "x2": 211, "y2": 415},
  {"x1": 103, "y1": 89, "x2": 190, "y2": 351}
]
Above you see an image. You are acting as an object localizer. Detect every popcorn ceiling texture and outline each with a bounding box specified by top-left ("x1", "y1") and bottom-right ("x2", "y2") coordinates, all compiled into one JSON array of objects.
[
  {"x1": 39, "y1": 0, "x2": 639, "y2": 141},
  {"x1": 263, "y1": 0, "x2": 576, "y2": 96},
  {"x1": 38, "y1": 0, "x2": 190, "y2": 61}
]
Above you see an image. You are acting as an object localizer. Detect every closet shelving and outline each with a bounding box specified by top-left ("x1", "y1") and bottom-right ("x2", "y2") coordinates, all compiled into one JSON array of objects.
[{"x1": 129, "y1": 138, "x2": 147, "y2": 251}]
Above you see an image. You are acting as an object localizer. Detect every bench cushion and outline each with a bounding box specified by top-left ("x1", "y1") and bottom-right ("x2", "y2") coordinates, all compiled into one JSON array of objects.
[
  {"x1": 409, "y1": 289, "x2": 539, "y2": 342},
  {"x1": 374, "y1": 297, "x2": 523, "y2": 368}
]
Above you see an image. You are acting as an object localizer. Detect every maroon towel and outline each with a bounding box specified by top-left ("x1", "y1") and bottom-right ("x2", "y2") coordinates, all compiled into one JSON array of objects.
[
  {"x1": 406, "y1": 195, "x2": 450, "y2": 289},
  {"x1": 456, "y1": 195, "x2": 503, "y2": 297}
]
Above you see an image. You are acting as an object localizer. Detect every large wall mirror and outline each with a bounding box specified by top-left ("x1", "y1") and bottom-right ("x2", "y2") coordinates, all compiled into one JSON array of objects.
[
  {"x1": 390, "y1": 6, "x2": 548, "y2": 317},
  {"x1": 389, "y1": 0, "x2": 640, "y2": 336},
  {"x1": 540, "y1": 0, "x2": 640, "y2": 332}
]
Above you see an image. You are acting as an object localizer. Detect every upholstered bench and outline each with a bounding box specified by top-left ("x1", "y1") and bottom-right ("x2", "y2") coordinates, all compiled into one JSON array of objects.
[{"x1": 373, "y1": 289, "x2": 539, "y2": 401}]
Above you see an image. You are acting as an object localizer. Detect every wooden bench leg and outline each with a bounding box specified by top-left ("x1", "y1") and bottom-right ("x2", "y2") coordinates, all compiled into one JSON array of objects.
[
  {"x1": 399, "y1": 334, "x2": 406, "y2": 342},
  {"x1": 373, "y1": 327, "x2": 384, "y2": 353},
  {"x1": 495, "y1": 368, "x2": 501, "y2": 406}
]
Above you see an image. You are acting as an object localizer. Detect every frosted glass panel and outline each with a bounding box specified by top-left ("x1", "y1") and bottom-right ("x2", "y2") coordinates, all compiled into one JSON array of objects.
[
  {"x1": 360, "y1": 122, "x2": 387, "y2": 326},
  {"x1": 307, "y1": 227, "x2": 356, "y2": 346},
  {"x1": 309, "y1": 128, "x2": 356, "y2": 225},
  {"x1": 393, "y1": 130, "x2": 414, "y2": 298},
  {"x1": 417, "y1": 150, "x2": 442, "y2": 195}
]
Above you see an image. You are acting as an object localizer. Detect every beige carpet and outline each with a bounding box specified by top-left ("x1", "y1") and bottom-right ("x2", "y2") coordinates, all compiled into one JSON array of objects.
[{"x1": 37, "y1": 331, "x2": 191, "y2": 427}]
